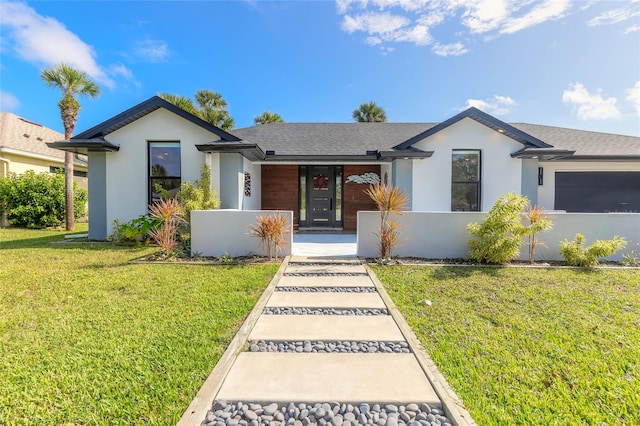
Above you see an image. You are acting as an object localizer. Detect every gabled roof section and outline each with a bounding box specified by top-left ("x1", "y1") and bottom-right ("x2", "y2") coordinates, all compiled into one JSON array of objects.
[
  {"x1": 393, "y1": 107, "x2": 552, "y2": 150},
  {"x1": 73, "y1": 96, "x2": 241, "y2": 142}
]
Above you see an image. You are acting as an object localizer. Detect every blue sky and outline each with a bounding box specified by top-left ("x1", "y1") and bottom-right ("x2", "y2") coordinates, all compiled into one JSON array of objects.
[{"x1": 1, "y1": 0, "x2": 639, "y2": 136}]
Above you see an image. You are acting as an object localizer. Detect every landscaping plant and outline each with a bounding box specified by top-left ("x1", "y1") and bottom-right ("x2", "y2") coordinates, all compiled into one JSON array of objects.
[
  {"x1": 0, "y1": 170, "x2": 87, "y2": 228},
  {"x1": 559, "y1": 233, "x2": 627, "y2": 267},
  {"x1": 249, "y1": 213, "x2": 290, "y2": 260},
  {"x1": 467, "y1": 192, "x2": 529, "y2": 264},
  {"x1": 108, "y1": 215, "x2": 161, "y2": 243},
  {"x1": 365, "y1": 183, "x2": 408, "y2": 261},
  {"x1": 523, "y1": 204, "x2": 553, "y2": 263},
  {"x1": 177, "y1": 164, "x2": 220, "y2": 222},
  {"x1": 147, "y1": 198, "x2": 186, "y2": 258}
]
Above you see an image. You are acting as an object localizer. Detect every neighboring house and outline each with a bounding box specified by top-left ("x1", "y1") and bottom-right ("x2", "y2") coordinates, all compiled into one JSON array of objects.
[
  {"x1": 0, "y1": 112, "x2": 89, "y2": 226},
  {"x1": 0, "y1": 112, "x2": 88, "y2": 184},
  {"x1": 48, "y1": 96, "x2": 640, "y2": 240}
]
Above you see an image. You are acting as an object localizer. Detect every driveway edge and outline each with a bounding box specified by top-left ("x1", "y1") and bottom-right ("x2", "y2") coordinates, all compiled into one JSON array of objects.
[
  {"x1": 176, "y1": 257, "x2": 290, "y2": 426},
  {"x1": 362, "y1": 260, "x2": 478, "y2": 426}
]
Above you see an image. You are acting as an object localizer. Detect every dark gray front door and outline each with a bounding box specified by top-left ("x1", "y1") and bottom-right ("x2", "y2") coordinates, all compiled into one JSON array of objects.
[{"x1": 308, "y1": 166, "x2": 335, "y2": 227}]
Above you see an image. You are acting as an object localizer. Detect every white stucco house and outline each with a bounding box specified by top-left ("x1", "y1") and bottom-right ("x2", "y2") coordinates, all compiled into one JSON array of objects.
[{"x1": 48, "y1": 96, "x2": 640, "y2": 241}]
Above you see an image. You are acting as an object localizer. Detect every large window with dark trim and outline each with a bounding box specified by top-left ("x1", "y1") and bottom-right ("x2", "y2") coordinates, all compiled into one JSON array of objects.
[
  {"x1": 149, "y1": 141, "x2": 181, "y2": 204},
  {"x1": 451, "y1": 150, "x2": 480, "y2": 211}
]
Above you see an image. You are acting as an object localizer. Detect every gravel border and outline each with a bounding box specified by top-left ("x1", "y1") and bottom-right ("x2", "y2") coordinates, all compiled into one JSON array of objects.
[
  {"x1": 203, "y1": 401, "x2": 452, "y2": 426},
  {"x1": 263, "y1": 307, "x2": 389, "y2": 316},
  {"x1": 248, "y1": 340, "x2": 410, "y2": 353},
  {"x1": 276, "y1": 286, "x2": 377, "y2": 293}
]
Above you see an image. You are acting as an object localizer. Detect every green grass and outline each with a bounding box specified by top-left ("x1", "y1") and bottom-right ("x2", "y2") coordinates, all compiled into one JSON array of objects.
[
  {"x1": 372, "y1": 265, "x2": 640, "y2": 426},
  {"x1": 0, "y1": 225, "x2": 278, "y2": 425}
]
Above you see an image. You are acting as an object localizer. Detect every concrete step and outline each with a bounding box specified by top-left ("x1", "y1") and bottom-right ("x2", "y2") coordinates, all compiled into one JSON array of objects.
[
  {"x1": 249, "y1": 315, "x2": 404, "y2": 341},
  {"x1": 216, "y1": 353, "x2": 440, "y2": 406},
  {"x1": 267, "y1": 292, "x2": 386, "y2": 309},
  {"x1": 289, "y1": 256, "x2": 361, "y2": 264},
  {"x1": 277, "y1": 276, "x2": 374, "y2": 288},
  {"x1": 285, "y1": 264, "x2": 367, "y2": 275}
]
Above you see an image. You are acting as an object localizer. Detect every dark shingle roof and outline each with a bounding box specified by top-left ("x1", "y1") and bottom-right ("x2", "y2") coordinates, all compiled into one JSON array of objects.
[
  {"x1": 232, "y1": 122, "x2": 436, "y2": 156},
  {"x1": 511, "y1": 123, "x2": 640, "y2": 158}
]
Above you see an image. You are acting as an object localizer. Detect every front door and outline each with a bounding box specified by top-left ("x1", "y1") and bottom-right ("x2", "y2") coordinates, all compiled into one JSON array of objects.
[{"x1": 301, "y1": 166, "x2": 343, "y2": 228}]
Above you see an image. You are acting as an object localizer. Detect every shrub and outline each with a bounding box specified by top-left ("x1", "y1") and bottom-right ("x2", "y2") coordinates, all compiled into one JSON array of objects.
[
  {"x1": 0, "y1": 170, "x2": 87, "y2": 229},
  {"x1": 365, "y1": 183, "x2": 408, "y2": 260},
  {"x1": 560, "y1": 233, "x2": 627, "y2": 267},
  {"x1": 249, "y1": 213, "x2": 290, "y2": 260},
  {"x1": 177, "y1": 164, "x2": 220, "y2": 222},
  {"x1": 108, "y1": 215, "x2": 161, "y2": 243},
  {"x1": 148, "y1": 198, "x2": 186, "y2": 258},
  {"x1": 523, "y1": 204, "x2": 553, "y2": 263},
  {"x1": 467, "y1": 192, "x2": 529, "y2": 264},
  {"x1": 621, "y1": 250, "x2": 640, "y2": 267}
]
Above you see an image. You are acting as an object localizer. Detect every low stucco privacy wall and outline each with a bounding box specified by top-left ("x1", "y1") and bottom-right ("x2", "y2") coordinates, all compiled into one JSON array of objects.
[
  {"x1": 191, "y1": 210, "x2": 293, "y2": 257},
  {"x1": 357, "y1": 211, "x2": 640, "y2": 262}
]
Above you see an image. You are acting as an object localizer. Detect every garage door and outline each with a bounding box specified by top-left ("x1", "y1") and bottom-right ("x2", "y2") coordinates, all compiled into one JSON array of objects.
[{"x1": 555, "y1": 171, "x2": 640, "y2": 213}]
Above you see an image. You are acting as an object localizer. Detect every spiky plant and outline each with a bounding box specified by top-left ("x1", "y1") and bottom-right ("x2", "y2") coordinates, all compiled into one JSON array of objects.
[
  {"x1": 249, "y1": 213, "x2": 290, "y2": 260},
  {"x1": 148, "y1": 198, "x2": 186, "y2": 258},
  {"x1": 365, "y1": 183, "x2": 408, "y2": 260},
  {"x1": 523, "y1": 204, "x2": 553, "y2": 263}
]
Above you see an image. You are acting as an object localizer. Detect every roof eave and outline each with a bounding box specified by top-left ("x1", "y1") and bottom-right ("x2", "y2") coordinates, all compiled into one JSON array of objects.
[
  {"x1": 47, "y1": 139, "x2": 120, "y2": 154},
  {"x1": 510, "y1": 148, "x2": 576, "y2": 160},
  {"x1": 196, "y1": 142, "x2": 265, "y2": 162},
  {"x1": 378, "y1": 150, "x2": 434, "y2": 160},
  {"x1": 539, "y1": 154, "x2": 640, "y2": 162}
]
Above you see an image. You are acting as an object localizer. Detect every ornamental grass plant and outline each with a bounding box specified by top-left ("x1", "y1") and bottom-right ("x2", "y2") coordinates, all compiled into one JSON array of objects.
[
  {"x1": 365, "y1": 183, "x2": 408, "y2": 260},
  {"x1": 249, "y1": 213, "x2": 290, "y2": 260}
]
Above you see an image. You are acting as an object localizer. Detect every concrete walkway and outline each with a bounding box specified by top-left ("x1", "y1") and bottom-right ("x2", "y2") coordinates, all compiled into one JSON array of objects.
[
  {"x1": 178, "y1": 256, "x2": 475, "y2": 426},
  {"x1": 292, "y1": 233, "x2": 357, "y2": 257}
]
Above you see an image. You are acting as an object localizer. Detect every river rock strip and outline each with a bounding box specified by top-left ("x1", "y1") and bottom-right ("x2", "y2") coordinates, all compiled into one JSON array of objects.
[
  {"x1": 276, "y1": 286, "x2": 377, "y2": 293},
  {"x1": 264, "y1": 307, "x2": 389, "y2": 316},
  {"x1": 248, "y1": 340, "x2": 411, "y2": 353},
  {"x1": 202, "y1": 401, "x2": 453, "y2": 426}
]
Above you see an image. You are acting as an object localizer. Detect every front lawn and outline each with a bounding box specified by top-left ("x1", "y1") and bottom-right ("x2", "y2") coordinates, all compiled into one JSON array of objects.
[
  {"x1": 373, "y1": 265, "x2": 640, "y2": 425},
  {"x1": 0, "y1": 226, "x2": 278, "y2": 425}
]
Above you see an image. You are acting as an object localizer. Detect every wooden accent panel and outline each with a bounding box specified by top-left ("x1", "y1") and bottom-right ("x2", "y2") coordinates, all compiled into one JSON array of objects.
[
  {"x1": 261, "y1": 165, "x2": 299, "y2": 228},
  {"x1": 343, "y1": 165, "x2": 380, "y2": 231}
]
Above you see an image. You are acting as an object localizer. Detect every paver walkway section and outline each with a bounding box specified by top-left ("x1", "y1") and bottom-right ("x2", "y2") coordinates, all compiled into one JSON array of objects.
[{"x1": 179, "y1": 256, "x2": 475, "y2": 426}]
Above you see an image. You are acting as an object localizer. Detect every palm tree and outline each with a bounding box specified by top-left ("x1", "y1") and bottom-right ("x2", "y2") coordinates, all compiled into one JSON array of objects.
[
  {"x1": 159, "y1": 89, "x2": 234, "y2": 130},
  {"x1": 254, "y1": 111, "x2": 284, "y2": 125},
  {"x1": 353, "y1": 101, "x2": 387, "y2": 122},
  {"x1": 41, "y1": 63, "x2": 100, "y2": 231}
]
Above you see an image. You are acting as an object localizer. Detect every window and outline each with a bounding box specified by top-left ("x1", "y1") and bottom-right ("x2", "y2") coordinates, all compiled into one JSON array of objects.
[
  {"x1": 451, "y1": 150, "x2": 480, "y2": 211},
  {"x1": 149, "y1": 141, "x2": 180, "y2": 204}
]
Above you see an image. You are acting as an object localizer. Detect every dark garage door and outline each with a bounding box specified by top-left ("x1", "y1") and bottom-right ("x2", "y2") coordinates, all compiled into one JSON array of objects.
[{"x1": 555, "y1": 171, "x2": 640, "y2": 213}]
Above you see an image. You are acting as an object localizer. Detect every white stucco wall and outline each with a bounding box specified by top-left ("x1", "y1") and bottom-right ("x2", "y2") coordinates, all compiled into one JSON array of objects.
[
  {"x1": 242, "y1": 157, "x2": 262, "y2": 210},
  {"x1": 410, "y1": 118, "x2": 524, "y2": 211},
  {"x1": 103, "y1": 109, "x2": 219, "y2": 235},
  {"x1": 357, "y1": 211, "x2": 640, "y2": 262},
  {"x1": 191, "y1": 210, "x2": 293, "y2": 257},
  {"x1": 537, "y1": 161, "x2": 640, "y2": 211}
]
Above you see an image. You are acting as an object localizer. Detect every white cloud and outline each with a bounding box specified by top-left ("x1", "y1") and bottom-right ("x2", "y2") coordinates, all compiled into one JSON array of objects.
[
  {"x1": 562, "y1": 83, "x2": 622, "y2": 120},
  {"x1": 0, "y1": 1, "x2": 115, "y2": 88},
  {"x1": 133, "y1": 39, "x2": 169, "y2": 63},
  {"x1": 587, "y1": 2, "x2": 640, "y2": 27},
  {"x1": 462, "y1": 95, "x2": 515, "y2": 116},
  {"x1": 500, "y1": 0, "x2": 570, "y2": 35},
  {"x1": 335, "y1": 0, "x2": 576, "y2": 54},
  {"x1": 624, "y1": 24, "x2": 640, "y2": 34},
  {"x1": 626, "y1": 81, "x2": 640, "y2": 116},
  {"x1": 432, "y1": 42, "x2": 468, "y2": 56},
  {"x1": 341, "y1": 12, "x2": 410, "y2": 35},
  {"x1": 0, "y1": 90, "x2": 20, "y2": 111},
  {"x1": 108, "y1": 63, "x2": 134, "y2": 80}
]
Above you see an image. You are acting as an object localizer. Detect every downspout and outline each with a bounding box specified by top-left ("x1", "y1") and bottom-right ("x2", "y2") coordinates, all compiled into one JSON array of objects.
[{"x1": 0, "y1": 157, "x2": 10, "y2": 226}]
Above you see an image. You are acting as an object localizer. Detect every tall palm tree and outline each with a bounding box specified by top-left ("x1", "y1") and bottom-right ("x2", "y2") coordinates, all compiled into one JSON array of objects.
[
  {"x1": 41, "y1": 63, "x2": 100, "y2": 231},
  {"x1": 254, "y1": 111, "x2": 284, "y2": 125},
  {"x1": 353, "y1": 101, "x2": 387, "y2": 122},
  {"x1": 160, "y1": 89, "x2": 235, "y2": 130}
]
